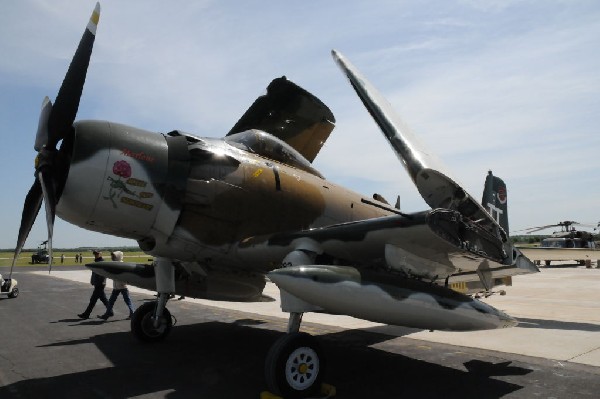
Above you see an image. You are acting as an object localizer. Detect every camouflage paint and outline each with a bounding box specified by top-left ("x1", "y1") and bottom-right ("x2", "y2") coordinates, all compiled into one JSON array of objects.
[
  {"x1": 269, "y1": 265, "x2": 517, "y2": 331},
  {"x1": 57, "y1": 121, "x2": 176, "y2": 240}
]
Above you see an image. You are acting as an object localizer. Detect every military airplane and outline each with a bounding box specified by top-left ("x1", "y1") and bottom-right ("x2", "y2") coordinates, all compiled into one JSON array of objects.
[
  {"x1": 517, "y1": 221, "x2": 598, "y2": 267},
  {"x1": 13, "y1": 3, "x2": 538, "y2": 397}
]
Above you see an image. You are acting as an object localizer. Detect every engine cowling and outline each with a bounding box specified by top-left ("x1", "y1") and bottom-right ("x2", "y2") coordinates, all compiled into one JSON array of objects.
[{"x1": 57, "y1": 120, "x2": 189, "y2": 242}]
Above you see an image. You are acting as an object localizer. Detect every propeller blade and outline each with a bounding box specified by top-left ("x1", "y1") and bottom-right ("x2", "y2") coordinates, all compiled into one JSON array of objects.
[
  {"x1": 34, "y1": 97, "x2": 52, "y2": 151},
  {"x1": 12, "y1": 179, "x2": 44, "y2": 277},
  {"x1": 14, "y1": 3, "x2": 100, "y2": 276},
  {"x1": 38, "y1": 169, "x2": 56, "y2": 273},
  {"x1": 46, "y1": 2, "x2": 100, "y2": 148}
]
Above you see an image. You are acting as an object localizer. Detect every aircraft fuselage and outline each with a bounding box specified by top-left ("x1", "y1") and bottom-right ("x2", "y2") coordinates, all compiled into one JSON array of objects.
[{"x1": 57, "y1": 120, "x2": 396, "y2": 268}]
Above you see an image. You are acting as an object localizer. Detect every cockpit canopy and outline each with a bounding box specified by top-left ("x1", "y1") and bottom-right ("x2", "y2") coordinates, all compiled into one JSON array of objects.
[{"x1": 225, "y1": 129, "x2": 323, "y2": 178}]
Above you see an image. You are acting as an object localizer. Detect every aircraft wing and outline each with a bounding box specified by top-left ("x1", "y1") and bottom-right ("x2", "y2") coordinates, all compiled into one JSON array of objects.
[
  {"x1": 236, "y1": 209, "x2": 537, "y2": 286},
  {"x1": 331, "y1": 51, "x2": 504, "y2": 239},
  {"x1": 88, "y1": 260, "x2": 271, "y2": 303},
  {"x1": 227, "y1": 77, "x2": 335, "y2": 163}
]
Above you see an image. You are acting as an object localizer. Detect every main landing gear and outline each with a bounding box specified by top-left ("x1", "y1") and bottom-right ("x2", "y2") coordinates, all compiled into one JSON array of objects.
[
  {"x1": 131, "y1": 295, "x2": 173, "y2": 342},
  {"x1": 264, "y1": 312, "x2": 330, "y2": 399},
  {"x1": 263, "y1": 249, "x2": 335, "y2": 398},
  {"x1": 131, "y1": 258, "x2": 175, "y2": 342}
]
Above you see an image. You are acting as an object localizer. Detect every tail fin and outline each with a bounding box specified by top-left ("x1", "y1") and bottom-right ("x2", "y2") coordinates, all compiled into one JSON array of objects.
[{"x1": 482, "y1": 171, "x2": 509, "y2": 234}]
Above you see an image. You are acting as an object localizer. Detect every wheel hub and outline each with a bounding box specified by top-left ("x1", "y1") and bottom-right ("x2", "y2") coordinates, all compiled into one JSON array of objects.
[
  {"x1": 285, "y1": 346, "x2": 319, "y2": 390},
  {"x1": 298, "y1": 363, "x2": 308, "y2": 374},
  {"x1": 142, "y1": 313, "x2": 166, "y2": 337}
]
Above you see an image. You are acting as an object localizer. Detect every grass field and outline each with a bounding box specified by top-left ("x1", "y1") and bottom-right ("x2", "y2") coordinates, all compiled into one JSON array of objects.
[{"x1": 0, "y1": 251, "x2": 152, "y2": 267}]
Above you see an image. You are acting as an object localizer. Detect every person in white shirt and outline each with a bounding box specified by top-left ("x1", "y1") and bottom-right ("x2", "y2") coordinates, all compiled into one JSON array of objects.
[{"x1": 98, "y1": 251, "x2": 136, "y2": 320}]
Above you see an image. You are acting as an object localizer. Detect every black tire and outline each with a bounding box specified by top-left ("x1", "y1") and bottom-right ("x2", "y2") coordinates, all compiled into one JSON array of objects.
[
  {"x1": 265, "y1": 332, "x2": 325, "y2": 399},
  {"x1": 131, "y1": 301, "x2": 172, "y2": 342},
  {"x1": 8, "y1": 288, "x2": 19, "y2": 298},
  {"x1": 545, "y1": 260, "x2": 551, "y2": 266}
]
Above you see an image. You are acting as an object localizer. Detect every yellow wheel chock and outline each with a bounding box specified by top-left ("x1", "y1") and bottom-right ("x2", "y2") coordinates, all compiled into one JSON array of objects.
[{"x1": 260, "y1": 382, "x2": 336, "y2": 399}]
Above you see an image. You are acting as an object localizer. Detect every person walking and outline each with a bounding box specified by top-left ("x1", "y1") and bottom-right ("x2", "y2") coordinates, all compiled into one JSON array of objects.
[
  {"x1": 99, "y1": 251, "x2": 136, "y2": 320},
  {"x1": 77, "y1": 250, "x2": 109, "y2": 319}
]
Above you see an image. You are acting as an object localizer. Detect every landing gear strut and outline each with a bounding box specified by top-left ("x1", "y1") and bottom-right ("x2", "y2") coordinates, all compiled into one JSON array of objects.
[
  {"x1": 265, "y1": 251, "x2": 329, "y2": 397},
  {"x1": 131, "y1": 257, "x2": 175, "y2": 342}
]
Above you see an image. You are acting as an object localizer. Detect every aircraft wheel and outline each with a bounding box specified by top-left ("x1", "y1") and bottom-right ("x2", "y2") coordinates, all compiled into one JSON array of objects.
[
  {"x1": 545, "y1": 260, "x2": 551, "y2": 266},
  {"x1": 131, "y1": 301, "x2": 172, "y2": 342},
  {"x1": 265, "y1": 332, "x2": 325, "y2": 399},
  {"x1": 8, "y1": 288, "x2": 19, "y2": 298}
]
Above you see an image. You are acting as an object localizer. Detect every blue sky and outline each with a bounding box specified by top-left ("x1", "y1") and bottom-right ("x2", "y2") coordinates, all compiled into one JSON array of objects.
[{"x1": 1, "y1": 0, "x2": 599, "y2": 249}]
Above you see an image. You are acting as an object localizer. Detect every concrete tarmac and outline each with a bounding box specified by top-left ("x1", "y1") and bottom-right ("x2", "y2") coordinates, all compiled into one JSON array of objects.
[{"x1": 1, "y1": 265, "x2": 600, "y2": 398}]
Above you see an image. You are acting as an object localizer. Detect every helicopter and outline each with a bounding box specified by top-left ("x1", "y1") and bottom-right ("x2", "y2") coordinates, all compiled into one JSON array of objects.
[{"x1": 516, "y1": 221, "x2": 599, "y2": 267}]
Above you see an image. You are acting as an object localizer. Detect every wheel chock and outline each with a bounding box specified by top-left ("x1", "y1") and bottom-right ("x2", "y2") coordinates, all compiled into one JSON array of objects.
[
  {"x1": 319, "y1": 383, "x2": 337, "y2": 397},
  {"x1": 260, "y1": 383, "x2": 337, "y2": 399},
  {"x1": 260, "y1": 392, "x2": 283, "y2": 399}
]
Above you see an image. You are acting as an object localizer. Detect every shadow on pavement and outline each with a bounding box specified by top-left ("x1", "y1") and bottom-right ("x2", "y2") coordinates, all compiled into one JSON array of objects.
[
  {"x1": 0, "y1": 320, "x2": 526, "y2": 399},
  {"x1": 463, "y1": 360, "x2": 533, "y2": 377},
  {"x1": 517, "y1": 317, "x2": 600, "y2": 332}
]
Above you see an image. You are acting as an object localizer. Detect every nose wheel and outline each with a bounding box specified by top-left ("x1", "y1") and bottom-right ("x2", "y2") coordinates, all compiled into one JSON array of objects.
[{"x1": 265, "y1": 332, "x2": 325, "y2": 399}]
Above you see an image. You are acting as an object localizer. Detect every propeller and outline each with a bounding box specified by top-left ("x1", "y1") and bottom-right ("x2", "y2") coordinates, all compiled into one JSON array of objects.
[{"x1": 11, "y1": 3, "x2": 101, "y2": 276}]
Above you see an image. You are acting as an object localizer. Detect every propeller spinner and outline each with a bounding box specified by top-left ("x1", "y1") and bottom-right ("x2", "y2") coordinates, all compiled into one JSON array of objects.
[{"x1": 12, "y1": 3, "x2": 101, "y2": 276}]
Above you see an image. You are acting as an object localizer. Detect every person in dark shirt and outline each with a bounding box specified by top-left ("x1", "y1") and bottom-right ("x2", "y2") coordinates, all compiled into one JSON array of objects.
[{"x1": 77, "y1": 250, "x2": 109, "y2": 319}]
